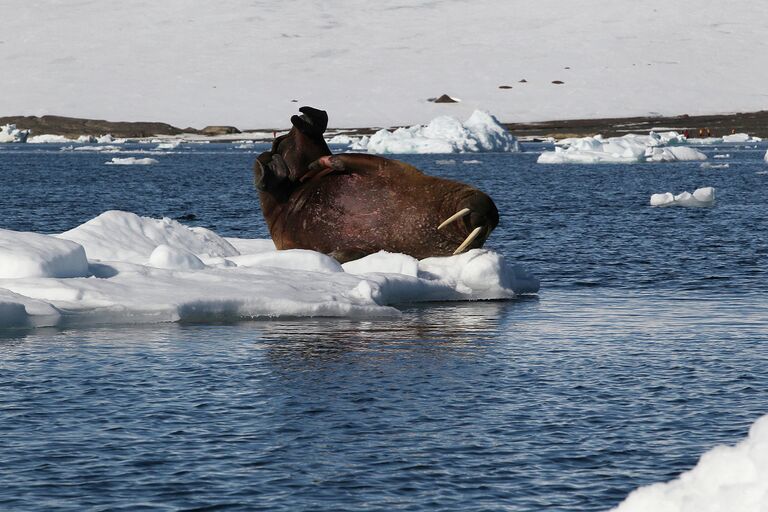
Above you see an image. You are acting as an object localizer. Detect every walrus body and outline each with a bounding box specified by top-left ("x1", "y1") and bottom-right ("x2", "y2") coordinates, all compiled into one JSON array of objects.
[{"x1": 254, "y1": 107, "x2": 499, "y2": 263}]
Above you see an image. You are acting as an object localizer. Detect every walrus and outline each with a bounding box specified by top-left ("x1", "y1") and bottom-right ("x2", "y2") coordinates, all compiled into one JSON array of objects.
[{"x1": 253, "y1": 106, "x2": 499, "y2": 263}]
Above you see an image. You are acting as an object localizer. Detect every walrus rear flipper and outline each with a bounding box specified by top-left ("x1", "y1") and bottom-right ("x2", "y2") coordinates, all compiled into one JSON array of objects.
[
  {"x1": 291, "y1": 106, "x2": 329, "y2": 136},
  {"x1": 328, "y1": 248, "x2": 369, "y2": 264}
]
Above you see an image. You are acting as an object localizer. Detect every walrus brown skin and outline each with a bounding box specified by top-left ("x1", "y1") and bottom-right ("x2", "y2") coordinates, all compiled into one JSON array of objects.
[{"x1": 253, "y1": 106, "x2": 499, "y2": 263}]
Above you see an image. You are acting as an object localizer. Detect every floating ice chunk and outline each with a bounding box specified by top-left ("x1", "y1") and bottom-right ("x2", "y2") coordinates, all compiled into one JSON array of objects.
[
  {"x1": 77, "y1": 135, "x2": 97, "y2": 143},
  {"x1": 149, "y1": 244, "x2": 205, "y2": 270},
  {"x1": 155, "y1": 140, "x2": 181, "y2": 150},
  {"x1": 539, "y1": 132, "x2": 706, "y2": 164},
  {"x1": 352, "y1": 111, "x2": 519, "y2": 154},
  {"x1": 0, "y1": 124, "x2": 29, "y2": 143},
  {"x1": 0, "y1": 229, "x2": 88, "y2": 278},
  {"x1": 722, "y1": 133, "x2": 751, "y2": 143},
  {"x1": 713, "y1": 153, "x2": 730, "y2": 159},
  {"x1": 327, "y1": 134, "x2": 358, "y2": 145},
  {"x1": 612, "y1": 413, "x2": 768, "y2": 512},
  {"x1": 700, "y1": 163, "x2": 729, "y2": 169},
  {"x1": 28, "y1": 134, "x2": 72, "y2": 143},
  {"x1": 106, "y1": 157, "x2": 159, "y2": 165},
  {"x1": 58, "y1": 210, "x2": 238, "y2": 264},
  {"x1": 650, "y1": 187, "x2": 715, "y2": 207},
  {"x1": 0, "y1": 211, "x2": 538, "y2": 328},
  {"x1": 764, "y1": 149, "x2": 768, "y2": 162}
]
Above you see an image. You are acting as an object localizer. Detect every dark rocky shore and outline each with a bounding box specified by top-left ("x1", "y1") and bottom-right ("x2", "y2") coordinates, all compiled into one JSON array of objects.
[
  {"x1": 0, "y1": 115, "x2": 240, "y2": 138},
  {"x1": 503, "y1": 110, "x2": 768, "y2": 139},
  {"x1": 2, "y1": 111, "x2": 767, "y2": 139}
]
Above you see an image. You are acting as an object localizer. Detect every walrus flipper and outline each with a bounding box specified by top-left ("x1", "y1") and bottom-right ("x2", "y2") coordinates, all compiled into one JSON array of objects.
[{"x1": 328, "y1": 248, "x2": 370, "y2": 264}]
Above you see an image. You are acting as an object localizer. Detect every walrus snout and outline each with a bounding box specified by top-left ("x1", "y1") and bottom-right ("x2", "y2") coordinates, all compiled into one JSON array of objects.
[{"x1": 438, "y1": 191, "x2": 499, "y2": 254}]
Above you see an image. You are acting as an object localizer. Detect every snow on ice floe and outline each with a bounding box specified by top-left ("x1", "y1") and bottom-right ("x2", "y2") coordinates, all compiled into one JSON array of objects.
[
  {"x1": 0, "y1": 124, "x2": 29, "y2": 143},
  {"x1": 612, "y1": 413, "x2": 768, "y2": 512},
  {"x1": 538, "y1": 132, "x2": 707, "y2": 164},
  {"x1": 105, "y1": 157, "x2": 159, "y2": 165},
  {"x1": 650, "y1": 187, "x2": 715, "y2": 207},
  {"x1": 329, "y1": 111, "x2": 520, "y2": 154},
  {"x1": 0, "y1": 211, "x2": 538, "y2": 329}
]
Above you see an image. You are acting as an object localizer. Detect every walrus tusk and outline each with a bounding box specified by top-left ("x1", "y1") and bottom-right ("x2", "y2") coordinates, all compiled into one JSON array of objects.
[
  {"x1": 453, "y1": 226, "x2": 484, "y2": 255},
  {"x1": 438, "y1": 208, "x2": 471, "y2": 230}
]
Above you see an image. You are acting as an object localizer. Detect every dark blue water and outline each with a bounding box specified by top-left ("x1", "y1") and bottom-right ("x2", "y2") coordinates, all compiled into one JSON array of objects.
[{"x1": 1, "y1": 142, "x2": 767, "y2": 510}]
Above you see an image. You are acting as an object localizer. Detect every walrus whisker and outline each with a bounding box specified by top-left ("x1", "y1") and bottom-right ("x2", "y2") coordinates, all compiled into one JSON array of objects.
[
  {"x1": 453, "y1": 226, "x2": 484, "y2": 255},
  {"x1": 438, "y1": 208, "x2": 471, "y2": 230}
]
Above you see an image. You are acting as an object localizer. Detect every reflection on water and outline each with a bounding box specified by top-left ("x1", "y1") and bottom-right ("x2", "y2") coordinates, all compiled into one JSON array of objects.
[{"x1": 3, "y1": 291, "x2": 766, "y2": 510}]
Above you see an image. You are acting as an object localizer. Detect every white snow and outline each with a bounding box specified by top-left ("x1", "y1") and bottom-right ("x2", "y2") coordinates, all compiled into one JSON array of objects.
[
  {"x1": 0, "y1": 229, "x2": 88, "y2": 279},
  {"x1": 650, "y1": 187, "x2": 715, "y2": 207},
  {"x1": 28, "y1": 134, "x2": 72, "y2": 143},
  {"x1": 0, "y1": 124, "x2": 29, "y2": 143},
  {"x1": 538, "y1": 132, "x2": 707, "y2": 164},
  {"x1": 613, "y1": 414, "x2": 768, "y2": 512},
  {"x1": 0, "y1": 211, "x2": 538, "y2": 329},
  {"x1": 2, "y1": 2, "x2": 768, "y2": 129},
  {"x1": 105, "y1": 157, "x2": 159, "y2": 165},
  {"x1": 347, "y1": 111, "x2": 520, "y2": 154}
]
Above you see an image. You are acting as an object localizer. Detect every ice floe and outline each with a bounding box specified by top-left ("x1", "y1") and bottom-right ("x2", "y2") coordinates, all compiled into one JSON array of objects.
[
  {"x1": 538, "y1": 132, "x2": 707, "y2": 164},
  {"x1": 0, "y1": 211, "x2": 538, "y2": 329},
  {"x1": 764, "y1": 149, "x2": 768, "y2": 162},
  {"x1": 333, "y1": 111, "x2": 519, "y2": 154},
  {"x1": 650, "y1": 187, "x2": 715, "y2": 207},
  {"x1": 28, "y1": 134, "x2": 72, "y2": 143},
  {"x1": 0, "y1": 124, "x2": 29, "y2": 143},
  {"x1": 105, "y1": 157, "x2": 159, "y2": 165},
  {"x1": 613, "y1": 413, "x2": 768, "y2": 512}
]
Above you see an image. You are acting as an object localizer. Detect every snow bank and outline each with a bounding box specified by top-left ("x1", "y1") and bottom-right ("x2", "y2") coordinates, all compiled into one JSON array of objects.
[
  {"x1": 650, "y1": 187, "x2": 715, "y2": 207},
  {"x1": 58, "y1": 211, "x2": 238, "y2": 264},
  {"x1": 105, "y1": 157, "x2": 159, "y2": 165},
  {"x1": 538, "y1": 132, "x2": 707, "y2": 164},
  {"x1": 0, "y1": 229, "x2": 88, "y2": 278},
  {"x1": 343, "y1": 111, "x2": 519, "y2": 154},
  {"x1": 0, "y1": 124, "x2": 29, "y2": 143},
  {"x1": 0, "y1": 211, "x2": 538, "y2": 328},
  {"x1": 613, "y1": 414, "x2": 768, "y2": 512}
]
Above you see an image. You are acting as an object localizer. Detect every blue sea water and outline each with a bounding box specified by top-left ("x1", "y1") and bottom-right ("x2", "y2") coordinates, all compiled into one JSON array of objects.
[{"x1": 1, "y1": 141, "x2": 767, "y2": 511}]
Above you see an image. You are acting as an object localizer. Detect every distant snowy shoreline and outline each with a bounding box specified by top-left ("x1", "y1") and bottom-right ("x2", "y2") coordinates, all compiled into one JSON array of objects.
[{"x1": 2, "y1": 110, "x2": 768, "y2": 141}]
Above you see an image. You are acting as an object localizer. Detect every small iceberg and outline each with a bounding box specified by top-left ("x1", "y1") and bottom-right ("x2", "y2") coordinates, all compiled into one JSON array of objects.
[
  {"x1": 650, "y1": 187, "x2": 715, "y2": 207},
  {"x1": 0, "y1": 211, "x2": 538, "y2": 329},
  {"x1": 538, "y1": 132, "x2": 706, "y2": 164},
  {"x1": 0, "y1": 124, "x2": 29, "y2": 143},
  {"x1": 105, "y1": 157, "x2": 159, "y2": 165},
  {"x1": 28, "y1": 134, "x2": 72, "y2": 143},
  {"x1": 612, "y1": 413, "x2": 768, "y2": 512},
  {"x1": 155, "y1": 140, "x2": 182, "y2": 150},
  {"x1": 333, "y1": 111, "x2": 520, "y2": 154}
]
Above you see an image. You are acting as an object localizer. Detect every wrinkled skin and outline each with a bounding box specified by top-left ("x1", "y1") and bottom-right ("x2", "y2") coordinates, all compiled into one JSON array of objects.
[{"x1": 254, "y1": 106, "x2": 499, "y2": 263}]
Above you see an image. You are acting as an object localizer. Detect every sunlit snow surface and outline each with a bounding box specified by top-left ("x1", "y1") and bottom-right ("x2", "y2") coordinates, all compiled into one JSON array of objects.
[
  {"x1": 0, "y1": 211, "x2": 539, "y2": 329},
  {"x1": 613, "y1": 414, "x2": 768, "y2": 512}
]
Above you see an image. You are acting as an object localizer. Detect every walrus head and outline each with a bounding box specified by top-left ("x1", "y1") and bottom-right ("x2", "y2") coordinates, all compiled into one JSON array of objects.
[{"x1": 254, "y1": 106, "x2": 331, "y2": 201}]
